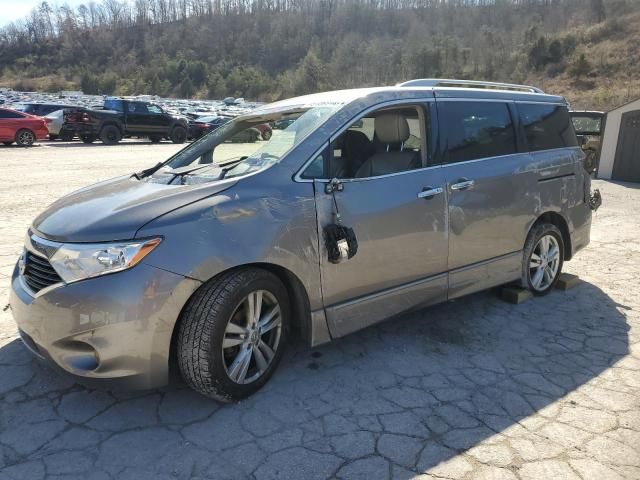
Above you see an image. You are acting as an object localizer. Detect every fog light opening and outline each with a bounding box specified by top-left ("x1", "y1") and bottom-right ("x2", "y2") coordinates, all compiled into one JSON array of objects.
[{"x1": 61, "y1": 341, "x2": 100, "y2": 372}]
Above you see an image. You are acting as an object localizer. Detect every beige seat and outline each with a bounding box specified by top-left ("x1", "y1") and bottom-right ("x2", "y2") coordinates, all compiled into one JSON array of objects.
[{"x1": 355, "y1": 113, "x2": 420, "y2": 178}]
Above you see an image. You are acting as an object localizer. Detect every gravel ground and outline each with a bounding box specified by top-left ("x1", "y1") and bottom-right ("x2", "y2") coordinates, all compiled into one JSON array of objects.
[{"x1": 0, "y1": 141, "x2": 639, "y2": 480}]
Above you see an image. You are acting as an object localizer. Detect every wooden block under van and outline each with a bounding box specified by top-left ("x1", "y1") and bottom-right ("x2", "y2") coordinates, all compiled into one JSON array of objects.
[
  {"x1": 500, "y1": 286, "x2": 533, "y2": 304},
  {"x1": 556, "y1": 273, "x2": 581, "y2": 291}
]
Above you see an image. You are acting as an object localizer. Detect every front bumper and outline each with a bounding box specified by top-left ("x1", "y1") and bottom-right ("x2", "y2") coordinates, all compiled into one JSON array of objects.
[{"x1": 9, "y1": 261, "x2": 201, "y2": 390}]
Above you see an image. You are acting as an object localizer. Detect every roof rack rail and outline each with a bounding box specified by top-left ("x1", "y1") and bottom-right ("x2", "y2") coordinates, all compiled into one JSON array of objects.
[{"x1": 397, "y1": 78, "x2": 544, "y2": 94}]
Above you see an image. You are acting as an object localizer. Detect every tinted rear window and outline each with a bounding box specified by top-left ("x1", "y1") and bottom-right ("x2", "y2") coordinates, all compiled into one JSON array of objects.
[
  {"x1": 440, "y1": 101, "x2": 517, "y2": 163},
  {"x1": 571, "y1": 114, "x2": 602, "y2": 135},
  {"x1": 0, "y1": 109, "x2": 24, "y2": 119},
  {"x1": 519, "y1": 104, "x2": 578, "y2": 151},
  {"x1": 14, "y1": 104, "x2": 35, "y2": 114},
  {"x1": 104, "y1": 99, "x2": 124, "y2": 112}
]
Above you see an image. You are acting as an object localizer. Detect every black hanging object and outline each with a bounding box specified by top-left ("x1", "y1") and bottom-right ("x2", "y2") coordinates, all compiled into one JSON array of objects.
[
  {"x1": 323, "y1": 178, "x2": 358, "y2": 264},
  {"x1": 324, "y1": 224, "x2": 358, "y2": 264}
]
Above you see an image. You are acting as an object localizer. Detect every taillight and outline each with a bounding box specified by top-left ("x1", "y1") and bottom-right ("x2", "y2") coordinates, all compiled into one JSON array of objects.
[{"x1": 64, "y1": 112, "x2": 91, "y2": 123}]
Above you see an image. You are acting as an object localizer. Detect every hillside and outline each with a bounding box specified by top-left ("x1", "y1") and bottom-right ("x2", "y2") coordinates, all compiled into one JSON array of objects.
[{"x1": 1, "y1": 0, "x2": 639, "y2": 111}]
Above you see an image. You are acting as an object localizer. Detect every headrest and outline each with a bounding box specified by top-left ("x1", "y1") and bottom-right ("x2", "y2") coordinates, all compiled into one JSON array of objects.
[{"x1": 375, "y1": 113, "x2": 410, "y2": 144}]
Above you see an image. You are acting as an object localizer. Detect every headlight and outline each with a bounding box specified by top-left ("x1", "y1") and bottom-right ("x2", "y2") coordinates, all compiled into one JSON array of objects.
[{"x1": 49, "y1": 237, "x2": 162, "y2": 283}]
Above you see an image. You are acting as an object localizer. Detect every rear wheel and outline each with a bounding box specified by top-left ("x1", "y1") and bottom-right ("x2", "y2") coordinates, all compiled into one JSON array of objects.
[
  {"x1": 522, "y1": 223, "x2": 564, "y2": 296},
  {"x1": 15, "y1": 129, "x2": 35, "y2": 147},
  {"x1": 100, "y1": 125, "x2": 122, "y2": 145},
  {"x1": 60, "y1": 130, "x2": 74, "y2": 142},
  {"x1": 170, "y1": 125, "x2": 187, "y2": 144},
  {"x1": 261, "y1": 129, "x2": 272, "y2": 141},
  {"x1": 80, "y1": 135, "x2": 96, "y2": 144},
  {"x1": 177, "y1": 268, "x2": 289, "y2": 402}
]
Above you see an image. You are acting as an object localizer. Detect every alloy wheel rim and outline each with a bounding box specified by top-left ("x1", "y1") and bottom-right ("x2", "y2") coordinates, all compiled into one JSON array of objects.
[
  {"x1": 19, "y1": 131, "x2": 34, "y2": 145},
  {"x1": 529, "y1": 234, "x2": 560, "y2": 291},
  {"x1": 222, "y1": 290, "x2": 282, "y2": 384}
]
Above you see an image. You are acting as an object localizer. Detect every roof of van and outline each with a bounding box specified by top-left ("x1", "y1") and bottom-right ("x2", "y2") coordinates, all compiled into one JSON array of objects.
[{"x1": 245, "y1": 84, "x2": 566, "y2": 120}]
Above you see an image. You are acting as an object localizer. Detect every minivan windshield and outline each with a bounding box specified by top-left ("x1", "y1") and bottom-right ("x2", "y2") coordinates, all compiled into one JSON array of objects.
[{"x1": 152, "y1": 103, "x2": 341, "y2": 184}]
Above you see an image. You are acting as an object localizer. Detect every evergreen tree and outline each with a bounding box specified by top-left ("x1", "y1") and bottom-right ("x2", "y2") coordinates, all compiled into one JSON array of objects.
[{"x1": 179, "y1": 75, "x2": 194, "y2": 98}]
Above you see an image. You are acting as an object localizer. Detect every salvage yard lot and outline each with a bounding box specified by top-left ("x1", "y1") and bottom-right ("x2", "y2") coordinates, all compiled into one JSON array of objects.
[{"x1": 0, "y1": 141, "x2": 639, "y2": 479}]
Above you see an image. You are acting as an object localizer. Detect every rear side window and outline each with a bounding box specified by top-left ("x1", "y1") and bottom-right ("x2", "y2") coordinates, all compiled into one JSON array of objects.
[
  {"x1": 0, "y1": 110, "x2": 24, "y2": 119},
  {"x1": 128, "y1": 102, "x2": 149, "y2": 114},
  {"x1": 37, "y1": 105, "x2": 66, "y2": 116},
  {"x1": 440, "y1": 101, "x2": 517, "y2": 163},
  {"x1": 519, "y1": 104, "x2": 578, "y2": 151},
  {"x1": 571, "y1": 114, "x2": 602, "y2": 135},
  {"x1": 14, "y1": 104, "x2": 35, "y2": 114},
  {"x1": 104, "y1": 99, "x2": 124, "y2": 112}
]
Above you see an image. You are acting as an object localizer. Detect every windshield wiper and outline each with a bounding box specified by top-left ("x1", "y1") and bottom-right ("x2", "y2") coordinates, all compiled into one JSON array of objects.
[
  {"x1": 132, "y1": 162, "x2": 163, "y2": 180},
  {"x1": 218, "y1": 157, "x2": 247, "y2": 179}
]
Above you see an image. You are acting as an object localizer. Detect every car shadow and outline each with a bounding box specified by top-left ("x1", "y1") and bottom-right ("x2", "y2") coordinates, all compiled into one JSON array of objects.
[{"x1": 0, "y1": 281, "x2": 630, "y2": 478}]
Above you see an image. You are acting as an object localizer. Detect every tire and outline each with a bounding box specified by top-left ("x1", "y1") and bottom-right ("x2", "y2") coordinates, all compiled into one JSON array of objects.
[
  {"x1": 177, "y1": 268, "x2": 290, "y2": 402},
  {"x1": 170, "y1": 125, "x2": 187, "y2": 144},
  {"x1": 48, "y1": 134, "x2": 58, "y2": 141},
  {"x1": 261, "y1": 129, "x2": 272, "y2": 141},
  {"x1": 149, "y1": 135, "x2": 162, "y2": 143},
  {"x1": 15, "y1": 129, "x2": 35, "y2": 147},
  {"x1": 80, "y1": 135, "x2": 96, "y2": 144},
  {"x1": 100, "y1": 125, "x2": 122, "y2": 145},
  {"x1": 584, "y1": 149, "x2": 597, "y2": 174},
  {"x1": 60, "y1": 130, "x2": 74, "y2": 142},
  {"x1": 521, "y1": 223, "x2": 564, "y2": 296},
  {"x1": 2, "y1": 141, "x2": 13, "y2": 146}
]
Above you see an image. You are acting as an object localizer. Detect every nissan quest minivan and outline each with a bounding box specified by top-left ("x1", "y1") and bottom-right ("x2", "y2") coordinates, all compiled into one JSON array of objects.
[{"x1": 9, "y1": 80, "x2": 599, "y2": 401}]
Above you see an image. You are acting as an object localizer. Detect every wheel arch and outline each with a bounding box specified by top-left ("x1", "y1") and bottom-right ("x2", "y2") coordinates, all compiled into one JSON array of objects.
[
  {"x1": 168, "y1": 262, "x2": 312, "y2": 372},
  {"x1": 530, "y1": 211, "x2": 573, "y2": 260},
  {"x1": 99, "y1": 120, "x2": 123, "y2": 134}
]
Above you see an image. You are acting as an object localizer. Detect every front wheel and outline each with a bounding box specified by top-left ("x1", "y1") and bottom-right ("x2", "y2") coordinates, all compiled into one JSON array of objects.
[
  {"x1": 177, "y1": 268, "x2": 289, "y2": 402},
  {"x1": 522, "y1": 223, "x2": 564, "y2": 296},
  {"x1": 15, "y1": 129, "x2": 36, "y2": 147}
]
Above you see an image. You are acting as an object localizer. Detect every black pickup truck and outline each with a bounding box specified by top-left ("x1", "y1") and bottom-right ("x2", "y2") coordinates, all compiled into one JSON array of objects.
[{"x1": 64, "y1": 98, "x2": 189, "y2": 145}]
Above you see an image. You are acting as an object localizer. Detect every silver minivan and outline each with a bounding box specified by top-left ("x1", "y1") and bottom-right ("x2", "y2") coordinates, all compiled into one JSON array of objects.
[{"x1": 9, "y1": 80, "x2": 598, "y2": 401}]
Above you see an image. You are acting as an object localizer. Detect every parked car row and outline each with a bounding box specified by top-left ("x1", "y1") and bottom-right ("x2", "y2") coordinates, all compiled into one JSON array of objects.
[
  {"x1": 1, "y1": 98, "x2": 276, "y2": 147},
  {"x1": 0, "y1": 88, "x2": 266, "y2": 147}
]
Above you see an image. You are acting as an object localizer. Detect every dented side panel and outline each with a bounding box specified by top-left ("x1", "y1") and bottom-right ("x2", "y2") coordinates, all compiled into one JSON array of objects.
[{"x1": 136, "y1": 165, "x2": 324, "y2": 312}]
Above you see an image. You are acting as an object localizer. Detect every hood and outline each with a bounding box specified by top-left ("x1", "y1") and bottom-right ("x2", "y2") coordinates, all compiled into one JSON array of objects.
[{"x1": 33, "y1": 175, "x2": 237, "y2": 243}]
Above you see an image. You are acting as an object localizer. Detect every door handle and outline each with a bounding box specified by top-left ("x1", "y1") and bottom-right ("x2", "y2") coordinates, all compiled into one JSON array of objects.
[
  {"x1": 450, "y1": 179, "x2": 475, "y2": 191},
  {"x1": 417, "y1": 187, "x2": 444, "y2": 199}
]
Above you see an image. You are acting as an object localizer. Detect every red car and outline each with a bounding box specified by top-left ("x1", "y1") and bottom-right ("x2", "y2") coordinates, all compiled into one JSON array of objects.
[{"x1": 0, "y1": 108, "x2": 49, "y2": 147}]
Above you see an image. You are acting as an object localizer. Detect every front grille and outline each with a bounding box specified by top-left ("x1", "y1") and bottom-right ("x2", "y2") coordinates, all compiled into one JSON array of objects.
[{"x1": 23, "y1": 251, "x2": 62, "y2": 293}]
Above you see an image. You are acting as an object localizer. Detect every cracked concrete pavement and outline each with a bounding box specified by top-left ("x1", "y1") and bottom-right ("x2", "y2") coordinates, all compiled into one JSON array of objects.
[{"x1": 0, "y1": 141, "x2": 639, "y2": 479}]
